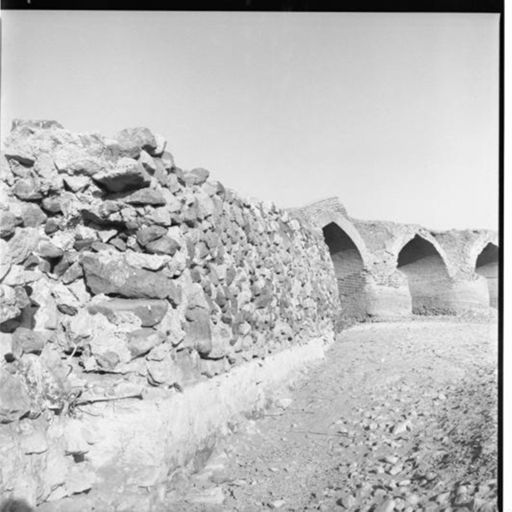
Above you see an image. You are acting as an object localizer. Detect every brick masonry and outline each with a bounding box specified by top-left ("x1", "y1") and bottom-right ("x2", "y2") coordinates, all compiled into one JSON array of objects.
[{"x1": 296, "y1": 198, "x2": 498, "y2": 319}]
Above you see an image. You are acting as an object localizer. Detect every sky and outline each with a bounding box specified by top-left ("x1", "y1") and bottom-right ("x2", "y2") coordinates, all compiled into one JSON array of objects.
[{"x1": 0, "y1": 11, "x2": 500, "y2": 230}]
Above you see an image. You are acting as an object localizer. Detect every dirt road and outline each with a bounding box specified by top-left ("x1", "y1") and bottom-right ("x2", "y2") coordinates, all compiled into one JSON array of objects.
[{"x1": 168, "y1": 319, "x2": 498, "y2": 512}]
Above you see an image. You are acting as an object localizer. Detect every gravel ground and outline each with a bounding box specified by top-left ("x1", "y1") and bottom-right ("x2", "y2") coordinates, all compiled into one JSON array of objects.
[{"x1": 165, "y1": 318, "x2": 498, "y2": 512}]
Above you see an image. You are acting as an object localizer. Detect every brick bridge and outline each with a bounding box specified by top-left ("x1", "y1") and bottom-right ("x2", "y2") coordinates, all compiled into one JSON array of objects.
[{"x1": 291, "y1": 197, "x2": 498, "y2": 323}]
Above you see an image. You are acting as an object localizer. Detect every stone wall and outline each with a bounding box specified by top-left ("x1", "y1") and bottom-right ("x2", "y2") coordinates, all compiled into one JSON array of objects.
[
  {"x1": 0, "y1": 121, "x2": 498, "y2": 508},
  {"x1": 0, "y1": 121, "x2": 339, "y2": 506}
]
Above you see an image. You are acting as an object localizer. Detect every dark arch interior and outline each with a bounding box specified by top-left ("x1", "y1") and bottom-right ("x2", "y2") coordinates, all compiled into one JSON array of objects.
[
  {"x1": 322, "y1": 223, "x2": 363, "y2": 279},
  {"x1": 476, "y1": 243, "x2": 498, "y2": 308},
  {"x1": 322, "y1": 222, "x2": 366, "y2": 323},
  {"x1": 397, "y1": 236, "x2": 441, "y2": 267},
  {"x1": 397, "y1": 235, "x2": 450, "y2": 315},
  {"x1": 476, "y1": 243, "x2": 498, "y2": 268}
]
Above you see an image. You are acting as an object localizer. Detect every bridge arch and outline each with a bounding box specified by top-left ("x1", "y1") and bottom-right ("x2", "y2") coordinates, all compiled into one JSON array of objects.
[
  {"x1": 313, "y1": 211, "x2": 371, "y2": 268},
  {"x1": 323, "y1": 222, "x2": 364, "y2": 279},
  {"x1": 397, "y1": 234, "x2": 452, "y2": 315},
  {"x1": 316, "y1": 213, "x2": 370, "y2": 323},
  {"x1": 475, "y1": 242, "x2": 498, "y2": 308}
]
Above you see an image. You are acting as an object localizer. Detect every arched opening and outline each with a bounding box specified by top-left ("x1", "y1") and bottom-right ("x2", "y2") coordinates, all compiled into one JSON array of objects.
[
  {"x1": 322, "y1": 222, "x2": 366, "y2": 322},
  {"x1": 476, "y1": 243, "x2": 498, "y2": 307},
  {"x1": 397, "y1": 235, "x2": 451, "y2": 315}
]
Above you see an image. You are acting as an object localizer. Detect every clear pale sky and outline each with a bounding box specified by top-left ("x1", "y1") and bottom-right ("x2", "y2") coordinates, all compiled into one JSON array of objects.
[{"x1": 0, "y1": 11, "x2": 499, "y2": 230}]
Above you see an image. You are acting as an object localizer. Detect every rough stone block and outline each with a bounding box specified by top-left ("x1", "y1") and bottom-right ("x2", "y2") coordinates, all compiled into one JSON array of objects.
[
  {"x1": 20, "y1": 203, "x2": 47, "y2": 228},
  {"x1": 0, "y1": 285, "x2": 23, "y2": 325},
  {"x1": 4, "y1": 142, "x2": 35, "y2": 166},
  {"x1": 184, "y1": 307, "x2": 213, "y2": 357},
  {"x1": 63, "y1": 175, "x2": 90, "y2": 192},
  {"x1": 12, "y1": 328, "x2": 48, "y2": 357},
  {"x1": 93, "y1": 158, "x2": 150, "y2": 193},
  {"x1": 0, "y1": 210, "x2": 21, "y2": 238},
  {"x1": 13, "y1": 177, "x2": 43, "y2": 201},
  {"x1": 0, "y1": 369, "x2": 31, "y2": 423},
  {"x1": 88, "y1": 298, "x2": 168, "y2": 327},
  {"x1": 81, "y1": 251, "x2": 176, "y2": 299},
  {"x1": 53, "y1": 146, "x2": 103, "y2": 176},
  {"x1": 37, "y1": 240, "x2": 64, "y2": 260},
  {"x1": 127, "y1": 328, "x2": 165, "y2": 359},
  {"x1": 145, "y1": 235, "x2": 180, "y2": 256},
  {"x1": 123, "y1": 187, "x2": 166, "y2": 206},
  {"x1": 136, "y1": 225, "x2": 167, "y2": 246},
  {"x1": 114, "y1": 127, "x2": 158, "y2": 159},
  {"x1": 183, "y1": 168, "x2": 209, "y2": 186},
  {"x1": 7, "y1": 228, "x2": 41, "y2": 265}
]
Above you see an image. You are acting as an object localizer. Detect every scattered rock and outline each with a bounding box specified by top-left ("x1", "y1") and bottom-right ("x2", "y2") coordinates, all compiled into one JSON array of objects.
[
  {"x1": 435, "y1": 492, "x2": 450, "y2": 505},
  {"x1": 425, "y1": 471, "x2": 437, "y2": 481},
  {"x1": 374, "y1": 498, "x2": 396, "y2": 512},
  {"x1": 392, "y1": 420, "x2": 411, "y2": 435},
  {"x1": 337, "y1": 494, "x2": 356, "y2": 508},
  {"x1": 388, "y1": 463, "x2": 402, "y2": 476}
]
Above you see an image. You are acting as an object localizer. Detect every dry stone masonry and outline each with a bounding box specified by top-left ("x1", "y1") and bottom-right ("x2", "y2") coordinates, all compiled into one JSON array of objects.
[
  {"x1": 0, "y1": 121, "x2": 339, "y2": 506},
  {"x1": 0, "y1": 123, "x2": 498, "y2": 509}
]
